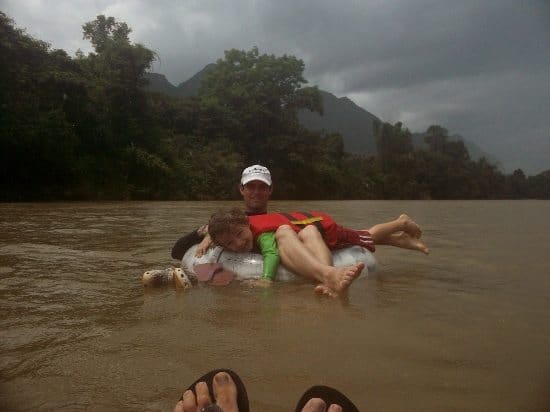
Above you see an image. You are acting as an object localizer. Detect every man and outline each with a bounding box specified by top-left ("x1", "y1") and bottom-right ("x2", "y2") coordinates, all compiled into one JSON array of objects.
[
  {"x1": 171, "y1": 164, "x2": 347, "y2": 295},
  {"x1": 171, "y1": 165, "x2": 273, "y2": 260},
  {"x1": 173, "y1": 164, "x2": 427, "y2": 297}
]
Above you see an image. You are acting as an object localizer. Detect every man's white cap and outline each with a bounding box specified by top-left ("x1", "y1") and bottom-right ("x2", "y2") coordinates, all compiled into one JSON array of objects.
[{"x1": 241, "y1": 164, "x2": 272, "y2": 186}]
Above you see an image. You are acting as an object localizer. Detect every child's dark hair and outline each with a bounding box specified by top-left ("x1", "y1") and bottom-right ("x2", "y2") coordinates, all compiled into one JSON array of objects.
[{"x1": 208, "y1": 207, "x2": 248, "y2": 244}]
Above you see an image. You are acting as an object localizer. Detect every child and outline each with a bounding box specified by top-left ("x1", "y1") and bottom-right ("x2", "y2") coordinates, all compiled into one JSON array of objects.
[{"x1": 207, "y1": 208, "x2": 428, "y2": 291}]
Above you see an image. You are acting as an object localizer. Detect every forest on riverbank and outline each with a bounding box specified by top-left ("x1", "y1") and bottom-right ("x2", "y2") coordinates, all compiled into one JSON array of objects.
[{"x1": 1, "y1": 13, "x2": 549, "y2": 201}]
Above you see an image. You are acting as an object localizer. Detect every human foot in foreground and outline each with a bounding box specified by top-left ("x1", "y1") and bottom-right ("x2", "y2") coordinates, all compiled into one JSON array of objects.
[
  {"x1": 295, "y1": 385, "x2": 359, "y2": 412},
  {"x1": 315, "y1": 263, "x2": 365, "y2": 298},
  {"x1": 301, "y1": 398, "x2": 343, "y2": 412},
  {"x1": 174, "y1": 369, "x2": 358, "y2": 412},
  {"x1": 174, "y1": 369, "x2": 247, "y2": 412}
]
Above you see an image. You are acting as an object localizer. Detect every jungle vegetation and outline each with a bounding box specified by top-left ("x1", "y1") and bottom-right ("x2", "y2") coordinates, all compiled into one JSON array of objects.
[{"x1": 1, "y1": 13, "x2": 548, "y2": 201}]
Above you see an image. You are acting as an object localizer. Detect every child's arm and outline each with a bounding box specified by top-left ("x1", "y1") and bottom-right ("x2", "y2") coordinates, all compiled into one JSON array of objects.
[{"x1": 257, "y1": 232, "x2": 280, "y2": 281}]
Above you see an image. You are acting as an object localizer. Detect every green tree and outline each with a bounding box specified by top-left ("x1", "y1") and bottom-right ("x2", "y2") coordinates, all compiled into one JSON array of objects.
[
  {"x1": 375, "y1": 121, "x2": 413, "y2": 173},
  {"x1": 80, "y1": 15, "x2": 156, "y2": 149},
  {"x1": 3, "y1": 12, "x2": 542, "y2": 201},
  {"x1": 76, "y1": 15, "x2": 163, "y2": 198},
  {"x1": 468, "y1": 157, "x2": 506, "y2": 198},
  {"x1": 416, "y1": 125, "x2": 473, "y2": 198},
  {"x1": 527, "y1": 170, "x2": 550, "y2": 199},
  {"x1": 197, "y1": 47, "x2": 322, "y2": 163},
  {"x1": 506, "y1": 169, "x2": 528, "y2": 198},
  {"x1": 0, "y1": 12, "x2": 83, "y2": 199},
  {"x1": 82, "y1": 15, "x2": 131, "y2": 53},
  {"x1": 425, "y1": 125, "x2": 469, "y2": 162}
]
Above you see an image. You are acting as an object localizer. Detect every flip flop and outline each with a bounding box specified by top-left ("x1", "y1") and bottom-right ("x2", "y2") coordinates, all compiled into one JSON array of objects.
[
  {"x1": 182, "y1": 368, "x2": 249, "y2": 412},
  {"x1": 295, "y1": 385, "x2": 359, "y2": 412},
  {"x1": 194, "y1": 264, "x2": 236, "y2": 286}
]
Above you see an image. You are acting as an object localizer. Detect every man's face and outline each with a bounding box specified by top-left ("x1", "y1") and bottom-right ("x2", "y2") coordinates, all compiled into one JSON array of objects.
[
  {"x1": 239, "y1": 180, "x2": 272, "y2": 213},
  {"x1": 215, "y1": 224, "x2": 254, "y2": 253}
]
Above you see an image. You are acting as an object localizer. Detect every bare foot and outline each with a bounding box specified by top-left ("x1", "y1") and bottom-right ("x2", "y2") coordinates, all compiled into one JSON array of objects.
[
  {"x1": 391, "y1": 232, "x2": 430, "y2": 254},
  {"x1": 401, "y1": 232, "x2": 429, "y2": 254},
  {"x1": 174, "y1": 371, "x2": 239, "y2": 412},
  {"x1": 314, "y1": 284, "x2": 337, "y2": 298},
  {"x1": 301, "y1": 397, "x2": 343, "y2": 411},
  {"x1": 410, "y1": 236, "x2": 429, "y2": 254},
  {"x1": 321, "y1": 263, "x2": 364, "y2": 295},
  {"x1": 399, "y1": 214, "x2": 422, "y2": 238}
]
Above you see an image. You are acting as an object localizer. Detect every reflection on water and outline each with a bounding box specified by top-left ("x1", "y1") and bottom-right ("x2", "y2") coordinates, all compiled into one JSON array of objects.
[{"x1": 1, "y1": 201, "x2": 549, "y2": 411}]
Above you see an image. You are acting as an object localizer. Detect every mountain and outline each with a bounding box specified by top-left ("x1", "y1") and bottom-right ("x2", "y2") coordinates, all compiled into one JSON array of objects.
[
  {"x1": 175, "y1": 64, "x2": 215, "y2": 97},
  {"x1": 298, "y1": 91, "x2": 380, "y2": 154},
  {"x1": 411, "y1": 133, "x2": 498, "y2": 163},
  {"x1": 144, "y1": 68, "x2": 380, "y2": 154},
  {"x1": 144, "y1": 68, "x2": 497, "y2": 163},
  {"x1": 144, "y1": 73, "x2": 179, "y2": 97},
  {"x1": 144, "y1": 64, "x2": 215, "y2": 98}
]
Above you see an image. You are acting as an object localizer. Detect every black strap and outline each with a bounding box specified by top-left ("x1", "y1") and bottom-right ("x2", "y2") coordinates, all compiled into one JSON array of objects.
[
  {"x1": 301, "y1": 211, "x2": 325, "y2": 236},
  {"x1": 279, "y1": 212, "x2": 325, "y2": 236},
  {"x1": 280, "y1": 212, "x2": 296, "y2": 222}
]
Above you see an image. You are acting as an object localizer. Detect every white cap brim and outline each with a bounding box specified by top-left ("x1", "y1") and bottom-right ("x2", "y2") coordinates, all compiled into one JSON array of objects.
[{"x1": 241, "y1": 174, "x2": 272, "y2": 186}]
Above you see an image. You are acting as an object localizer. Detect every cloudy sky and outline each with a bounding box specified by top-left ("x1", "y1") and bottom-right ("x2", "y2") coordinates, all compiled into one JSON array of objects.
[{"x1": 3, "y1": 0, "x2": 549, "y2": 174}]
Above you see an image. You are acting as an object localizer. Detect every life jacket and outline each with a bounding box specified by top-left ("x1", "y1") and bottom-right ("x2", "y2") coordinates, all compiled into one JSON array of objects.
[
  {"x1": 248, "y1": 211, "x2": 375, "y2": 252},
  {"x1": 249, "y1": 211, "x2": 340, "y2": 244}
]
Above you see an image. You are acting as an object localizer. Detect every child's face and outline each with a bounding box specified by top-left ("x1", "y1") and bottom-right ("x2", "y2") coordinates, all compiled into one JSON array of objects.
[{"x1": 215, "y1": 223, "x2": 254, "y2": 253}]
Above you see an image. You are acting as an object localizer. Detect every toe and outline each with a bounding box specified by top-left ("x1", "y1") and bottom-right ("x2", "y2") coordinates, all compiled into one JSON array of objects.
[
  {"x1": 301, "y1": 397, "x2": 328, "y2": 412},
  {"x1": 212, "y1": 371, "x2": 239, "y2": 412}
]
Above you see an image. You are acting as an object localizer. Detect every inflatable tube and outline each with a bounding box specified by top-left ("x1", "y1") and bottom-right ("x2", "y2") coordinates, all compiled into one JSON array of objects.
[{"x1": 181, "y1": 244, "x2": 377, "y2": 282}]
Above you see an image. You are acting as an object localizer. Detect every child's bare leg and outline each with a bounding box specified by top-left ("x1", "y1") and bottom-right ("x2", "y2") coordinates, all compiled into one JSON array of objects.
[
  {"x1": 368, "y1": 214, "x2": 422, "y2": 243},
  {"x1": 384, "y1": 232, "x2": 429, "y2": 254},
  {"x1": 276, "y1": 225, "x2": 363, "y2": 296}
]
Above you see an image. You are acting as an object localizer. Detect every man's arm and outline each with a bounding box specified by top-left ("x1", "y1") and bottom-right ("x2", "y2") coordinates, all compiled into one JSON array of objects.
[{"x1": 171, "y1": 225, "x2": 207, "y2": 260}]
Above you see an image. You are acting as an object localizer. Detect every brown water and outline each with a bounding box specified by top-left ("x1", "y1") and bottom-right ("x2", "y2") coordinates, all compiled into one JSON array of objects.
[{"x1": 0, "y1": 201, "x2": 549, "y2": 412}]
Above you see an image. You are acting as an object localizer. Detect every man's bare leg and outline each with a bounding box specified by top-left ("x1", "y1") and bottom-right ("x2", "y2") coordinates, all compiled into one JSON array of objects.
[{"x1": 275, "y1": 225, "x2": 363, "y2": 295}]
